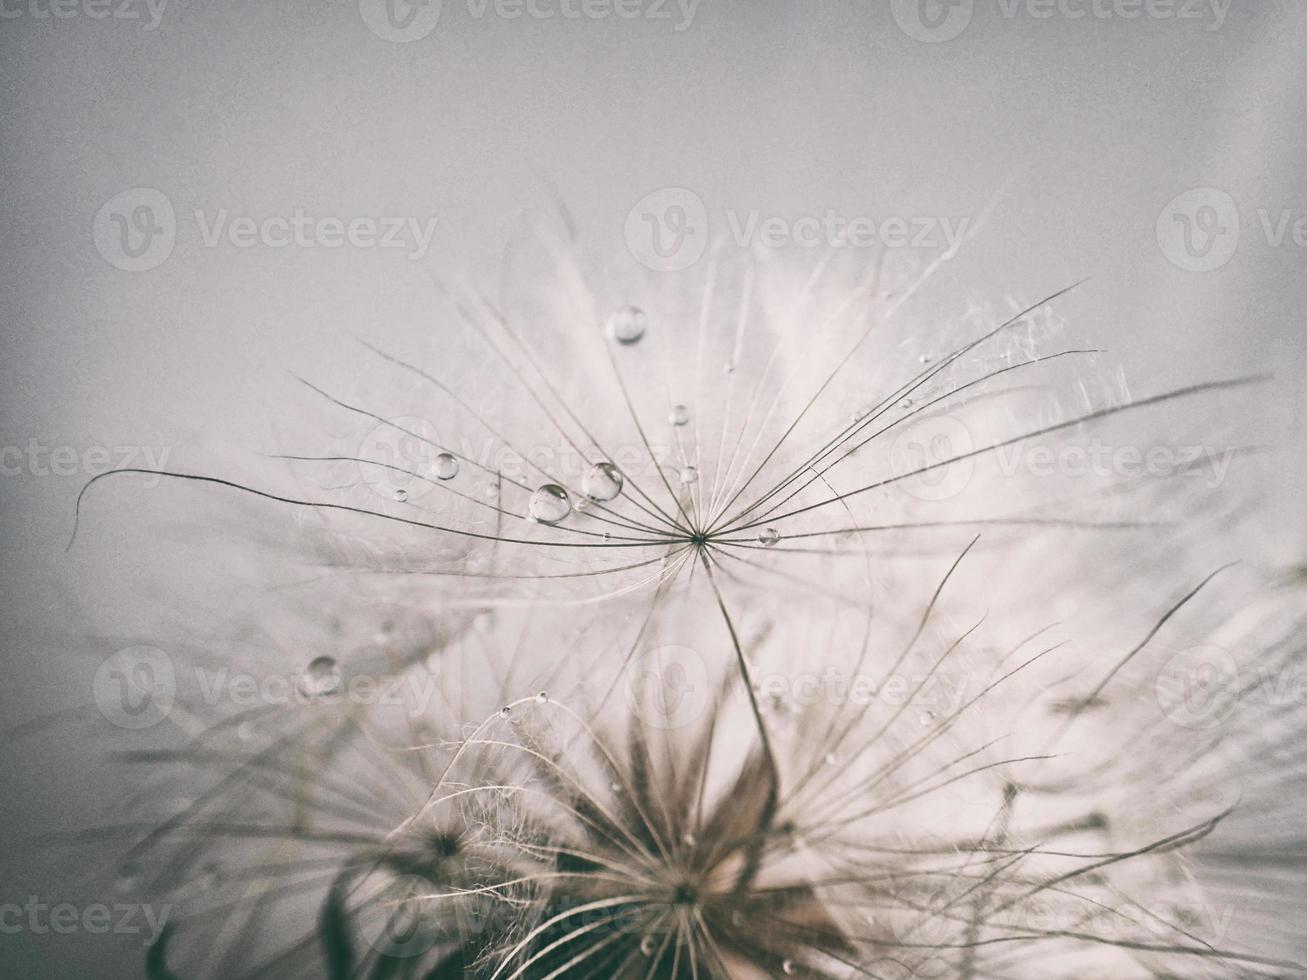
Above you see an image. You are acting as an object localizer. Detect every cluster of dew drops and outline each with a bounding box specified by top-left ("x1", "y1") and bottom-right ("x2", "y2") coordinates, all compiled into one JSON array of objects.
[{"x1": 386, "y1": 305, "x2": 784, "y2": 549}]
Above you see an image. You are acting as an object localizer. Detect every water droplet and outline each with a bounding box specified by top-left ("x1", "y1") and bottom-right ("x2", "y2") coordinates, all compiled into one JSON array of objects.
[
  {"x1": 236, "y1": 719, "x2": 257, "y2": 742},
  {"x1": 483, "y1": 480, "x2": 500, "y2": 499},
  {"x1": 582, "y1": 461, "x2": 623, "y2": 502},
  {"x1": 730, "y1": 910, "x2": 745, "y2": 927},
  {"x1": 919, "y1": 353, "x2": 932, "y2": 364},
  {"x1": 529, "y1": 484, "x2": 571, "y2": 524},
  {"x1": 393, "y1": 488, "x2": 409, "y2": 503},
  {"x1": 605, "y1": 306, "x2": 647, "y2": 346},
  {"x1": 473, "y1": 610, "x2": 496, "y2": 631},
  {"x1": 722, "y1": 361, "x2": 736, "y2": 374},
  {"x1": 498, "y1": 706, "x2": 512, "y2": 720},
  {"x1": 668, "y1": 404, "x2": 690, "y2": 426},
  {"x1": 535, "y1": 691, "x2": 548, "y2": 704},
  {"x1": 758, "y1": 527, "x2": 781, "y2": 547},
  {"x1": 574, "y1": 497, "x2": 590, "y2": 513},
  {"x1": 824, "y1": 752, "x2": 839, "y2": 766},
  {"x1": 639, "y1": 935, "x2": 657, "y2": 956},
  {"x1": 852, "y1": 408, "x2": 868, "y2": 422},
  {"x1": 681, "y1": 832, "x2": 696, "y2": 847},
  {"x1": 783, "y1": 959, "x2": 796, "y2": 975},
  {"x1": 432, "y1": 452, "x2": 458, "y2": 481},
  {"x1": 920, "y1": 710, "x2": 937, "y2": 726},
  {"x1": 899, "y1": 398, "x2": 913, "y2": 409},
  {"x1": 679, "y1": 466, "x2": 699, "y2": 485},
  {"x1": 300, "y1": 656, "x2": 342, "y2": 697}
]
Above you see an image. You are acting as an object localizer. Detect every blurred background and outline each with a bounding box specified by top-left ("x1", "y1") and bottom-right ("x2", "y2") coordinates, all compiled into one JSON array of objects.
[{"x1": 2, "y1": 1, "x2": 1305, "y2": 975}]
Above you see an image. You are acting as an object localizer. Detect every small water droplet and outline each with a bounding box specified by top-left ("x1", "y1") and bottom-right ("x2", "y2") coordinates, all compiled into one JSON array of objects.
[
  {"x1": 920, "y1": 710, "x2": 937, "y2": 726},
  {"x1": 473, "y1": 610, "x2": 496, "y2": 632},
  {"x1": 300, "y1": 656, "x2": 341, "y2": 697},
  {"x1": 236, "y1": 719, "x2": 257, "y2": 742},
  {"x1": 483, "y1": 480, "x2": 501, "y2": 499},
  {"x1": 605, "y1": 306, "x2": 647, "y2": 346},
  {"x1": 639, "y1": 935, "x2": 657, "y2": 956},
  {"x1": 722, "y1": 361, "x2": 736, "y2": 374},
  {"x1": 529, "y1": 484, "x2": 571, "y2": 524},
  {"x1": 535, "y1": 691, "x2": 548, "y2": 704},
  {"x1": 668, "y1": 404, "x2": 690, "y2": 426},
  {"x1": 498, "y1": 706, "x2": 512, "y2": 720},
  {"x1": 919, "y1": 353, "x2": 932, "y2": 364},
  {"x1": 758, "y1": 528, "x2": 781, "y2": 547},
  {"x1": 393, "y1": 488, "x2": 409, "y2": 503},
  {"x1": 783, "y1": 959, "x2": 797, "y2": 975},
  {"x1": 574, "y1": 497, "x2": 590, "y2": 513},
  {"x1": 679, "y1": 466, "x2": 699, "y2": 485},
  {"x1": 681, "y1": 832, "x2": 696, "y2": 847},
  {"x1": 432, "y1": 452, "x2": 459, "y2": 481},
  {"x1": 824, "y1": 752, "x2": 838, "y2": 766},
  {"x1": 899, "y1": 398, "x2": 913, "y2": 409},
  {"x1": 852, "y1": 408, "x2": 868, "y2": 422},
  {"x1": 582, "y1": 461, "x2": 623, "y2": 502},
  {"x1": 730, "y1": 910, "x2": 745, "y2": 927}
]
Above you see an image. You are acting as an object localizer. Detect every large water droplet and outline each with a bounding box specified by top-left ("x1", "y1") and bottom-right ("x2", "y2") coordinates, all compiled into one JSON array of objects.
[
  {"x1": 758, "y1": 528, "x2": 781, "y2": 547},
  {"x1": 300, "y1": 656, "x2": 342, "y2": 697},
  {"x1": 432, "y1": 453, "x2": 458, "y2": 481},
  {"x1": 605, "y1": 306, "x2": 647, "y2": 346},
  {"x1": 679, "y1": 466, "x2": 699, "y2": 485},
  {"x1": 529, "y1": 484, "x2": 571, "y2": 524},
  {"x1": 582, "y1": 462, "x2": 623, "y2": 502},
  {"x1": 669, "y1": 404, "x2": 690, "y2": 426}
]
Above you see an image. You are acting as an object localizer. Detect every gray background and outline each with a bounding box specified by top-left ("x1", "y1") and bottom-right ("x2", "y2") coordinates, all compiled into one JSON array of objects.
[{"x1": 2, "y1": 1, "x2": 1305, "y2": 976}]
